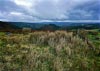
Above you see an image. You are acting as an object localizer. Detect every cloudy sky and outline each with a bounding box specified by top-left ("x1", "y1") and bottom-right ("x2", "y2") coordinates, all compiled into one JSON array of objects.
[{"x1": 0, "y1": 0, "x2": 100, "y2": 22}]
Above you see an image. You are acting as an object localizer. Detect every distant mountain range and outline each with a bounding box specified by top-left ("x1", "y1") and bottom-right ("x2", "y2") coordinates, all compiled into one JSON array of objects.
[{"x1": 0, "y1": 21, "x2": 100, "y2": 31}]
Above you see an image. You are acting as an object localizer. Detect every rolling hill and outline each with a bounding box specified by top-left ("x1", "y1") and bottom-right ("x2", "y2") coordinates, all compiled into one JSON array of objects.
[
  {"x1": 0, "y1": 21, "x2": 20, "y2": 30},
  {"x1": 0, "y1": 21, "x2": 100, "y2": 31}
]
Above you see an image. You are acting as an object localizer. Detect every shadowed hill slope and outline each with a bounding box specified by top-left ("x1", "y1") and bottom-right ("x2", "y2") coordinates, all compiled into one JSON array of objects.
[{"x1": 0, "y1": 21, "x2": 20, "y2": 30}]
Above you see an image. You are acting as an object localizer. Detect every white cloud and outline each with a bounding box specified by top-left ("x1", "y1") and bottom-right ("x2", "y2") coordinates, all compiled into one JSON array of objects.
[
  {"x1": 10, "y1": 12, "x2": 23, "y2": 16},
  {"x1": 11, "y1": 0, "x2": 94, "y2": 18},
  {"x1": 12, "y1": 0, "x2": 33, "y2": 8},
  {"x1": 0, "y1": 0, "x2": 99, "y2": 22}
]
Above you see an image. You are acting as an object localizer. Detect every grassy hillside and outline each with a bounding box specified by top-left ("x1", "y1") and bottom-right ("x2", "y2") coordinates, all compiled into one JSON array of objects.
[
  {"x1": 75, "y1": 29, "x2": 100, "y2": 47},
  {"x1": 0, "y1": 31, "x2": 100, "y2": 71},
  {"x1": 86, "y1": 29, "x2": 100, "y2": 47}
]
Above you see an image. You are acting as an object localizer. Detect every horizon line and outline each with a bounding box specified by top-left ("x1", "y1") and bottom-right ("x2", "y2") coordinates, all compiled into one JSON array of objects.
[{"x1": 0, "y1": 20, "x2": 100, "y2": 23}]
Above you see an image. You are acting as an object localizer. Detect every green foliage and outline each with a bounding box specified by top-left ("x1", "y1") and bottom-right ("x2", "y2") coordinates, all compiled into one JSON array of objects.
[{"x1": 0, "y1": 32, "x2": 5, "y2": 36}]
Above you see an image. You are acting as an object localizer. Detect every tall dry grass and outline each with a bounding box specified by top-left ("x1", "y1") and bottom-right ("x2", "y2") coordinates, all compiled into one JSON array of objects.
[{"x1": 0, "y1": 31, "x2": 99, "y2": 71}]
